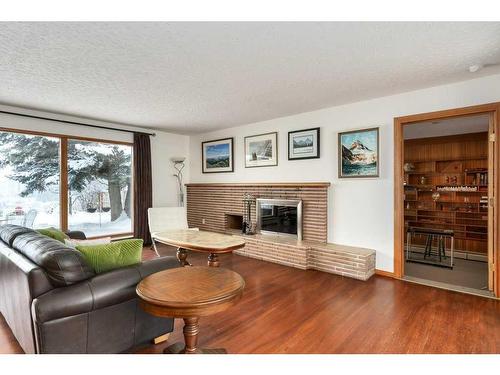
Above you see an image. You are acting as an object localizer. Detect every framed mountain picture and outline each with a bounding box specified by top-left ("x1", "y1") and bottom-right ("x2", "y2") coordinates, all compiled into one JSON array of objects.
[
  {"x1": 288, "y1": 127, "x2": 320, "y2": 160},
  {"x1": 244, "y1": 132, "x2": 278, "y2": 168},
  {"x1": 338, "y1": 127, "x2": 379, "y2": 178},
  {"x1": 202, "y1": 137, "x2": 234, "y2": 173}
]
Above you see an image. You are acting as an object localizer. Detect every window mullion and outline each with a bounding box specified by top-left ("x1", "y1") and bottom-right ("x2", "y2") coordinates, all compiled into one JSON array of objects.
[{"x1": 60, "y1": 137, "x2": 69, "y2": 231}]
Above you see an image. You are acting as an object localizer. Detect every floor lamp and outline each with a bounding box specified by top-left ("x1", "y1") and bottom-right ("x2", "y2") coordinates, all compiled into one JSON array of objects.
[{"x1": 171, "y1": 157, "x2": 186, "y2": 206}]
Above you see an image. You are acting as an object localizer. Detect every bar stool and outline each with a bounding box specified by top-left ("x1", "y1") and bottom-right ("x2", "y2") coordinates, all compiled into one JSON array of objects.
[{"x1": 423, "y1": 233, "x2": 447, "y2": 262}]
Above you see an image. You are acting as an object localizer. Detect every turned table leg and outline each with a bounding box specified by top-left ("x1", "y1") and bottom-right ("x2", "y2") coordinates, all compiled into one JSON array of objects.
[
  {"x1": 163, "y1": 316, "x2": 227, "y2": 354},
  {"x1": 182, "y1": 317, "x2": 200, "y2": 354},
  {"x1": 207, "y1": 253, "x2": 220, "y2": 267},
  {"x1": 163, "y1": 317, "x2": 200, "y2": 354},
  {"x1": 176, "y1": 248, "x2": 191, "y2": 267}
]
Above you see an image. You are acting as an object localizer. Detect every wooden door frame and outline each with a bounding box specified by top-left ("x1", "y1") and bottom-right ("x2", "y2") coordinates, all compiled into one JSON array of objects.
[{"x1": 394, "y1": 102, "x2": 500, "y2": 298}]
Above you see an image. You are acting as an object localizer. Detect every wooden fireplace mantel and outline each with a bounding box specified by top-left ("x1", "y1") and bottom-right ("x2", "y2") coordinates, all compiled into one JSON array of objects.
[{"x1": 185, "y1": 182, "x2": 331, "y2": 188}]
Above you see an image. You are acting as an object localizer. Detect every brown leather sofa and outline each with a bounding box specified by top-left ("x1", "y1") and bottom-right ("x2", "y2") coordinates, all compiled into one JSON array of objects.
[{"x1": 0, "y1": 224, "x2": 179, "y2": 353}]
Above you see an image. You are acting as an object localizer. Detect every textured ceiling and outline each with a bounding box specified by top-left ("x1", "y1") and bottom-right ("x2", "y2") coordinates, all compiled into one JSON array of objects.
[{"x1": 0, "y1": 22, "x2": 500, "y2": 134}]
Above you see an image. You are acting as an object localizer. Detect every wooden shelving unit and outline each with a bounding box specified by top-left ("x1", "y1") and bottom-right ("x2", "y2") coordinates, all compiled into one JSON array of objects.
[{"x1": 404, "y1": 133, "x2": 489, "y2": 255}]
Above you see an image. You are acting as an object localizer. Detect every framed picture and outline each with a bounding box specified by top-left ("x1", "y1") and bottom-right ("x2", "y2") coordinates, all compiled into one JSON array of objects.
[
  {"x1": 202, "y1": 137, "x2": 234, "y2": 173},
  {"x1": 288, "y1": 127, "x2": 320, "y2": 160},
  {"x1": 338, "y1": 127, "x2": 379, "y2": 178},
  {"x1": 244, "y1": 132, "x2": 278, "y2": 168}
]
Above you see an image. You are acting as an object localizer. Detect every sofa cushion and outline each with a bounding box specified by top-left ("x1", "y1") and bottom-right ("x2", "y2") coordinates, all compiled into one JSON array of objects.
[
  {"x1": 36, "y1": 227, "x2": 69, "y2": 243},
  {"x1": 64, "y1": 237, "x2": 111, "y2": 249},
  {"x1": 0, "y1": 224, "x2": 36, "y2": 247},
  {"x1": 76, "y1": 239, "x2": 143, "y2": 274},
  {"x1": 12, "y1": 231, "x2": 95, "y2": 287}
]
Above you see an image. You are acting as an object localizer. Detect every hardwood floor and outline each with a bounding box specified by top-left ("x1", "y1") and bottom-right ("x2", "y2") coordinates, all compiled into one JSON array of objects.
[{"x1": 1, "y1": 244, "x2": 499, "y2": 354}]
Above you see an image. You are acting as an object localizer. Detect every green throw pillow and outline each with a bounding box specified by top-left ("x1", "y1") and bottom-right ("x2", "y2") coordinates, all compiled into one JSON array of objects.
[
  {"x1": 76, "y1": 239, "x2": 143, "y2": 274},
  {"x1": 37, "y1": 227, "x2": 69, "y2": 243}
]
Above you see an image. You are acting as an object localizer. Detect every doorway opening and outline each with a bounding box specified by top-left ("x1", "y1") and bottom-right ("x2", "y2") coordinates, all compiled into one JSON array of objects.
[{"x1": 394, "y1": 103, "x2": 500, "y2": 298}]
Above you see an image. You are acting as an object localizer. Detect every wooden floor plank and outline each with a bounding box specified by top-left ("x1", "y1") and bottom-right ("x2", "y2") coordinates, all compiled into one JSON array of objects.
[{"x1": 1, "y1": 244, "x2": 499, "y2": 354}]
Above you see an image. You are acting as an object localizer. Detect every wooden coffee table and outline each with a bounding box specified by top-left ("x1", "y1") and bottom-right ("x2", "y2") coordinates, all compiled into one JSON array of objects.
[
  {"x1": 136, "y1": 266, "x2": 245, "y2": 354},
  {"x1": 153, "y1": 229, "x2": 245, "y2": 267}
]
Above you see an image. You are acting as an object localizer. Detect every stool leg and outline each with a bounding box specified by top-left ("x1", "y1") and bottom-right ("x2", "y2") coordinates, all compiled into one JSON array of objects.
[
  {"x1": 438, "y1": 236, "x2": 442, "y2": 262},
  {"x1": 441, "y1": 236, "x2": 446, "y2": 260},
  {"x1": 424, "y1": 235, "x2": 431, "y2": 259}
]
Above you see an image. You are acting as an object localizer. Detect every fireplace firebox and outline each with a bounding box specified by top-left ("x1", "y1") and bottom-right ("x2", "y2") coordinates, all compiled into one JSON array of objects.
[{"x1": 256, "y1": 198, "x2": 303, "y2": 240}]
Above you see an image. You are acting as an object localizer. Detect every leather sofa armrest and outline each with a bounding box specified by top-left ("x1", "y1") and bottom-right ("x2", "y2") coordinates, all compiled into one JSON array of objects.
[
  {"x1": 135, "y1": 255, "x2": 180, "y2": 278},
  {"x1": 32, "y1": 256, "x2": 179, "y2": 323},
  {"x1": 89, "y1": 256, "x2": 179, "y2": 310},
  {"x1": 32, "y1": 281, "x2": 94, "y2": 324},
  {"x1": 1, "y1": 244, "x2": 54, "y2": 298}
]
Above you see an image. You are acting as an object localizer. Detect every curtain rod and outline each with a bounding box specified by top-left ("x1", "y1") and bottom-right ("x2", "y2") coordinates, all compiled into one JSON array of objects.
[{"x1": 0, "y1": 109, "x2": 156, "y2": 137}]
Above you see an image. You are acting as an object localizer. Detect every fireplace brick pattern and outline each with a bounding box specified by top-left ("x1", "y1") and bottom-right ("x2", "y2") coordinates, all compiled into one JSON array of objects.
[
  {"x1": 186, "y1": 183, "x2": 375, "y2": 281},
  {"x1": 186, "y1": 183, "x2": 328, "y2": 242},
  {"x1": 233, "y1": 234, "x2": 375, "y2": 280}
]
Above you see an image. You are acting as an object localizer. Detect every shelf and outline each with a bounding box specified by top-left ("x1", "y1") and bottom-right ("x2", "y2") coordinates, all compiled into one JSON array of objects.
[
  {"x1": 406, "y1": 221, "x2": 485, "y2": 231},
  {"x1": 404, "y1": 139, "x2": 488, "y2": 253},
  {"x1": 405, "y1": 157, "x2": 487, "y2": 163},
  {"x1": 405, "y1": 184, "x2": 487, "y2": 189}
]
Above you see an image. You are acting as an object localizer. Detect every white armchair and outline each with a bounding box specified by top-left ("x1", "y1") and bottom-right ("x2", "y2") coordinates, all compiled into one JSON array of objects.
[{"x1": 147, "y1": 206, "x2": 198, "y2": 256}]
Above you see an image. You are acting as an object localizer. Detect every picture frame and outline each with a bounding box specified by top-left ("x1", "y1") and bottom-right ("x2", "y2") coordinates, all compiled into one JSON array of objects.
[
  {"x1": 202, "y1": 137, "x2": 234, "y2": 173},
  {"x1": 288, "y1": 127, "x2": 320, "y2": 160},
  {"x1": 244, "y1": 132, "x2": 278, "y2": 168},
  {"x1": 338, "y1": 127, "x2": 379, "y2": 178}
]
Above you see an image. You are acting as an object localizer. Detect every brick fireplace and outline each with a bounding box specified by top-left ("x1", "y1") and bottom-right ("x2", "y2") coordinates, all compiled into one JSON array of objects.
[
  {"x1": 186, "y1": 182, "x2": 375, "y2": 280},
  {"x1": 186, "y1": 182, "x2": 329, "y2": 242}
]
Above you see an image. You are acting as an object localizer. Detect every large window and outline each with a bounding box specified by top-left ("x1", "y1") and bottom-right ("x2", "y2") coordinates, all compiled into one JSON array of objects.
[
  {"x1": 68, "y1": 140, "x2": 133, "y2": 237},
  {"x1": 0, "y1": 129, "x2": 133, "y2": 237},
  {"x1": 0, "y1": 132, "x2": 61, "y2": 229}
]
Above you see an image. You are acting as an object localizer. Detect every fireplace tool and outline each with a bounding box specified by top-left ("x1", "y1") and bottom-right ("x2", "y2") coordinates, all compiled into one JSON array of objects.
[{"x1": 242, "y1": 193, "x2": 256, "y2": 235}]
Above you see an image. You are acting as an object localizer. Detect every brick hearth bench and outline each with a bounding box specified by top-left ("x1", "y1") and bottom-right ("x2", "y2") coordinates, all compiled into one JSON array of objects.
[{"x1": 232, "y1": 233, "x2": 375, "y2": 281}]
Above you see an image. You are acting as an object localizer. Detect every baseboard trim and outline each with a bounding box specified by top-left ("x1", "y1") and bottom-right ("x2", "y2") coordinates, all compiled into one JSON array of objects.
[{"x1": 375, "y1": 269, "x2": 396, "y2": 278}]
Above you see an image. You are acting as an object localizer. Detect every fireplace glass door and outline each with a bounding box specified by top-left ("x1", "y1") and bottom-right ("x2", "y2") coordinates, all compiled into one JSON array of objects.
[{"x1": 256, "y1": 198, "x2": 302, "y2": 240}]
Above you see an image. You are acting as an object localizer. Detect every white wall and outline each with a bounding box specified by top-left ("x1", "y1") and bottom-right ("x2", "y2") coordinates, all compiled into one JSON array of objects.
[
  {"x1": 0, "y1": 104, "x2": 190, "y2": 208},
  {"x1": 189, "y1": 73, "x2": 500, "y2": 272}
]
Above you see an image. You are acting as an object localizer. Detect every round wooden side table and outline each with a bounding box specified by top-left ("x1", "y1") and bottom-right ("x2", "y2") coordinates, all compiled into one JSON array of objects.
[{"x1": 136, "y1": 266, "x2": 245, "y2": 354}]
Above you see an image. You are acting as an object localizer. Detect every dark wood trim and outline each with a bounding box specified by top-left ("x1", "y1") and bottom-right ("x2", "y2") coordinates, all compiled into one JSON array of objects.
[
  {"x1": 394, "y1": 102, "x2": 500, "y2": 124},
  {"x1": 288, "y1": 127, "x2": 321, "y2": 160},
  {"x1": 394, "y1": 102, "x2": 500, "y2": 298},
  {"x1": 488, "y1": 112, "x2": 495, "y2": 292},
  {"x1": 201, "y1": 137, "x2": 234, "y2": 174},
  {"x1": 375, "y1": 269, "x2": 396, "y2": 278},
  {"x1": 60, "y1": 138, "x2": 69, "y2": 232},
  {"x1": 87, "y1": 232, "x2": 134, "y2": 240},
  {"x1": 394, "y1": 120, "x2": 404, "y2": 279}
]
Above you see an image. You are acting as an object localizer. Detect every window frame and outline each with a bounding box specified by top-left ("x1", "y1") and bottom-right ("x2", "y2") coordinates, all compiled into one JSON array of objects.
[{"x1": 0, "y1": 127, "x2": 134, "y2": 239}]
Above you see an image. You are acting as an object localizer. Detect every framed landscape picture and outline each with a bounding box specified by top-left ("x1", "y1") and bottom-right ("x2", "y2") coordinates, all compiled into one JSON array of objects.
[
  {"x1": 288, "y1": 127, "x2": 320, "y2": 160},
  {"x1": 202, "y1": 137, "x2": 234, "y2": 173},
  {"x1": 338, "y1": 127, "x2": 379, "y2": 178},
  {"x1": 244, "y1": 132, "x2": 278, "y2": 168}
]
